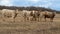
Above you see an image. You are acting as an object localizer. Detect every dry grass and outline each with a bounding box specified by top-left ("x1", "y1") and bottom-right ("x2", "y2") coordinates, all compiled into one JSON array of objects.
[{"x1": 0, "y1": 12, "x2": 60, "y2": 34}]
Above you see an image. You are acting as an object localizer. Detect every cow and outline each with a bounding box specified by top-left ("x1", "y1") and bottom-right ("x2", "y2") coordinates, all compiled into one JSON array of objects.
[
  {"x1": 40, "y1": 11, "x2": 56, "y2": 22},
  {"x1": 22, "y1": 10, "x2": 36, "y2": 21},
  {"x1": 32, "y1": 11, "x2": 40, "y2": 21},
  {"x1": 1, "y1": 9, "x2": 19, "y2": 22},
  {"x1": 22, "y1": 10, "x2": 31, "y2": 21},
  {"x1": 23, "y1": 10, "x2": 41, "y2": 21}
]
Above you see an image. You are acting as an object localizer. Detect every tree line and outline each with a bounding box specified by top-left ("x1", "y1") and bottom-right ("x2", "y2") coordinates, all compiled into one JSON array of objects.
[{"x1": 0, "y1": 5, "x2": 60, "y2": 14}]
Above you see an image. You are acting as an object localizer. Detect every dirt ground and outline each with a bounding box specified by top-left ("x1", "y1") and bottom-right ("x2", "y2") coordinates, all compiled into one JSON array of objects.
[{"x1": 0, "y1": 13, "x2": 60, "y2": 34}]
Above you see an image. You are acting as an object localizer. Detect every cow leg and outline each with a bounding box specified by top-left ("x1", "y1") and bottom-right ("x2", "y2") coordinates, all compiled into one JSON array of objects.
[
  {"x1": 37, "y1": 17, "x2": 39, "y2": 22},
  {"x1": 11, "y1": 16, "x2": 15, "y2": 22},
  {"x1": 13, "y1": 14, "x2": 18, "y2": 22},
  {"x1": 27, "y1": 17, "x2": 29, "y2": 21},
  {"x1": 40, "y1": 15, "x2": 43, "y2": 22},
  {"x1": 24, "y1": 17, "x2": 28, "y2": 21},
  {"x1": 11, "y1": 17, "x2": 15, "y2": 22},
  {"x1": 45, "y1": 18, "x2": 46, "y2": 22},
  {"x1": 2, "y1": 15, "x2": 6, "y2": 21},
  {"x1": 32, "y1": 16, "x2": 34, "y2": 21},
  {"x1": 40, "y1": 17, "x2": 42, "y2": 21},
  {"x1": 23, "y1": 14, "x2": 27, "y2": 22},
  {"x1": 13, "y1": 17, "x2": 16, "y2": 22},
  {"x1": 13, "y1": 18, "x2": 15, "y2": 22},
  {"x1": 29, "y1": 17, "x2": 32, "y2": 21},
  {"x1": 24, "y1": 17, "x2": 26, "y2": 21},
  {"x1": 30, "y1": 17, "x2": 34, "y2": 21},
  {"x1": 34, "y1": 17, "x2": 36, "y2": 21},
  {"x1": 50, "y1": 18, "x2": 53, "y2": 22},
  {"x1": 32, "y1": 17, "x2": 34, "y2": 21},
  {"x1": 44, "y1": 17, "x2": 46, "y2": 22}
]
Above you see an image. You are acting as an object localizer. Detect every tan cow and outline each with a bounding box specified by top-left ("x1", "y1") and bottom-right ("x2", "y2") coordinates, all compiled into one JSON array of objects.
[{"x1": 1, "y1": 9, "x2": 19, "y2": 22}]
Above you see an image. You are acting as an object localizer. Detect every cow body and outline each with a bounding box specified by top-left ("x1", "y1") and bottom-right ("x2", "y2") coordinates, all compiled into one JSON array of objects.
[{"x1": 1, "y1": 9, "x2": 19, "y2": 22}]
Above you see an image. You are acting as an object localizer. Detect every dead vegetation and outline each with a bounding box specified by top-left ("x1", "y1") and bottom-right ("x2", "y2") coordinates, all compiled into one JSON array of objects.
[{"x1": 0, "y1": 11, "x2": 59, "y2": 34}]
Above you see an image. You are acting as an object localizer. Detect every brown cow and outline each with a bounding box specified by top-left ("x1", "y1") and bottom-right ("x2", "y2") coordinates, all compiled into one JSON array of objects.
[{"x1": 40, "y1": 11, "x2": 56, "y2": 22}]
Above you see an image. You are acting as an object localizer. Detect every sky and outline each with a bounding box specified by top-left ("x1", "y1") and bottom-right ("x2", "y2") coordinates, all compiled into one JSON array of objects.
[{"x1": 0, "y1": 0, "x2": 60, "y2": 11}]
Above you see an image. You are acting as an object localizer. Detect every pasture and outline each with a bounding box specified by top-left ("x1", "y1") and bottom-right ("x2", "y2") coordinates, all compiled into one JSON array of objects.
[{"x1": 0, "y1": 11, "x2": 60, "y2": 34}]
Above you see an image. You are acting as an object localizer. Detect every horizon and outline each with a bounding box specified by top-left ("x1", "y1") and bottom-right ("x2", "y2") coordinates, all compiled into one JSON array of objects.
[{"x1": 0, "y1": 0, "x2": 60, "y2": 11}]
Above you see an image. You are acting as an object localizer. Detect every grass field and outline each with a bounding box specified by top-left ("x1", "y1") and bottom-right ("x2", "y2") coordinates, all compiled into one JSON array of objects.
[{"x1": 0, "y1": 12, "x2": 60, "y2": 34}]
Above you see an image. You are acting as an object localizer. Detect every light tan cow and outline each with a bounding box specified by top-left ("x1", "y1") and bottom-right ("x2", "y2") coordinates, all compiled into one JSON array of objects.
[
  {"x1": 22, "y1": 10, "x2": 32, "y2": 21},
  {"x1": 1, "y1": 9, "x2": 19, "y2": 22}
]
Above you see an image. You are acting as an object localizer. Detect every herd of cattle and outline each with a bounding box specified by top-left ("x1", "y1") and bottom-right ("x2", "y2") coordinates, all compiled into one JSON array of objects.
[{"x1": 0, "y1": 9, "x2": 56, "y2": 22}]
